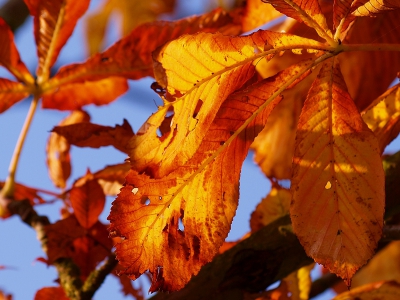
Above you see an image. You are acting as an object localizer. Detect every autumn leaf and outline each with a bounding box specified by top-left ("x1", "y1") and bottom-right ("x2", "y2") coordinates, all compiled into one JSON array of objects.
[
  {"x1": 241, "y1": 0, "x2": 282, "y2": 32},
  {"x1": 0, "y1": 18, "x2": 33, "y2": 84},
  {"x1": 352, "y1": 0, "x2": 400, "y2": 17},
  {"x1": 362, "y1": 83, "x2": 400, "y2": 153},
  {"x1": 85, "y1": 0, "x2": 175, "y2": 55},
  {"x1": 70, "y1": 173, "x2": 106, "y2": 229},
  {"x1": 52, "y1": 119, "x2": 134, "y2": 154},
  {"x1": 0, "y1": 79, "x2": 30, "y2": 113},
  {"x1": 0, "y1": 290, "x2": 12, "y2": 300},
  {"x1": 42, "y1": 77, "x2": 128, "y2": 110},
  {"x1": 93, "y1": 163, "x2": 131, "y2": 196},
  {"x1": 34, "y1": 287, "x2": 68, "y2": 300},
  {"x1": 261, "y1": 0, "x2": 333, "y2": 43},
  {"x1": 334, "y1": 280, "x2": 400, "y2": 300},
  {"x1": 109, "y1": 60, "x2": 313, "y2": 291},
  {"x1": 46, "y1": 8, "x2": 241, "y2": 87},
  {"x1": 24, "y1": 0, "x2": 90, "y2": 81},
  {"x1": 250, "y1": 186, "x2": 291, "y2": 232},
  {"x1": 290, "y1": 57, "x2": 385, "y2": 285},
  {"x1": 46, "y1": 110, "x2": 90, "y2": 189}
]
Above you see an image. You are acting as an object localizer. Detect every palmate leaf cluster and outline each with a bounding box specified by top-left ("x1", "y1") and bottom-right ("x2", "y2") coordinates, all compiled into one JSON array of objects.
[{"x1": 1, "y1": 0, "x2": 400, "y2": 299}]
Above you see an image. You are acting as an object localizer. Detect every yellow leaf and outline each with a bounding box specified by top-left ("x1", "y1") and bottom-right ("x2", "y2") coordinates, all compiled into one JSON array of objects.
[
  {"x1": 334, "y1": 281, "x2": 400, "y2": 300},
  {"x1": 290, "y1": 57, "x2": 385, "y2": 285},
  {"x1": 250, "y1": 186, "x2": 291, "y2": 232},
  {"x1": 283, "y1": 263, "x2": 314, "y2": 300},
  {"x1": 24, "y1": 0, "x2": 90, "y2": 81},
  {"x1": 362, "y1": 84, "x2": 400, "y2": 153},
  {"x1": 109, "y1": 61, "x2": 312, "y2": 291},
  {"x1": 242, "y1": 0, "x2": 282, "y2": 32},
  {"x1": 0, "y1": 79, "x2": 29, "y2": 113},
  {"x1": 85, "y1": 0, "x2": 176, "y2": 55}
]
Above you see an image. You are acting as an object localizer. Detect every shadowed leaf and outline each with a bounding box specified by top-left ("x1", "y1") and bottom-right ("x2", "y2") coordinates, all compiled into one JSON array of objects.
[
  {"x1": 291, "y1": 57, "x2": 385, "y2": 285},
  {"x1": 0, "y1": 79, "x2": 29, "y2": 113},
  {"x1": 334, "y1": 281, "x2": 400, "y2": 300}
]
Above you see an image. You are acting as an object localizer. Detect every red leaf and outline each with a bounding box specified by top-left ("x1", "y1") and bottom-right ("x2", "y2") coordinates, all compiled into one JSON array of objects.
[
  {"x1": 34, "y1": 287, "x2": 68, "y2": 300},
  {"x1": 0, "y1": 78, "x2": 30, "y2": 113}
]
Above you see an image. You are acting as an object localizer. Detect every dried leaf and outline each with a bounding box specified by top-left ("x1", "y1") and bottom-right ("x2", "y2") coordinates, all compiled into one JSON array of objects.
[
  {"x1": 250, "y1": 186, "x2": 291, "y2": 232},
  {"x1": 291, "y1": 57, "x2": 385, "y2": 285},
  {"x1": 24, "y1": 0, "x2": 90, "y2": 80},
  {"x1": 85, "y1": 0, "x2": 176, "y2": 55},
  {"x1": 42, "y1": 77, "x2": 128, "y2": 110},
  {"x1": 52, "y1": 119, "x2": 134, "y2": 154},
  {"x1": 362, "y1": 84, "x2": 400, "y2": 153},
  {"x1": 34, "y1": 287, "x2": 68, "y2": 300},
  {"x1": 46, "y1": 110, "x2": 90, "y2": 189},
  {"x1": 0, "y1": 79, "x2": 29, "y2": 113},
  {"x1": 0, "y1": 18, "x2": 33, "y2": 84},
  {"x1": 333, "y1": 281, "x2": 400, "y2": 300},
  {"x1": 109, "y1": 61, "x2": 312, "y2": 291},
  {"x1": 70, "y1": 175, "x2": 106, "y2": 229}
]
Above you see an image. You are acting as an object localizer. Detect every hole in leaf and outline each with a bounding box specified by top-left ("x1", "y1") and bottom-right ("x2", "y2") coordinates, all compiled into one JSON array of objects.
[
  {"x1": 132, "y1": 187, "x2": 139, "y2": 195},
  {"x1": 141, "y1": 196, "x2": 150, "y2": 205},
  {"x1": 325, "y1": 181, "x2": 332, "y2": 189},
  {"x1": 178, "y1": 218, "x2": 184, "y2": 231}
]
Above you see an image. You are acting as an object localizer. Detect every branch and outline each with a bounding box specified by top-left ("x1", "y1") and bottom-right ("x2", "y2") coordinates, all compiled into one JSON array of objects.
[
  {"x1": 0, "y1": 0, "x2": 29, "y2": 32},
  {"x1": 150, "y1": 215, "x2": 313, "y2": 300}
]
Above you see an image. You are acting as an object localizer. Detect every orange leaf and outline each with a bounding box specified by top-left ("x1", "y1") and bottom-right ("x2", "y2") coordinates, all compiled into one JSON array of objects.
[
  {"x1": 34, "y1": 287, "x2": 68, "y2": 300},
  {"x1": 85, "y1": 0, "x2": 176, "y2": 55},
  {"x1": 93, "y1": 163, "x2": 131, "y2": 196},
  {"x1": 352, "y1": 0, "x2": 400, "y2": 17},
  {"x1": 0, "y1": 19, "x2": 33, "y2": 84},
  {"x1": 0, "y1": 290, "x2": 12, "y2": 300},
  {"x1": 42, "y1": 77, "x2": 128, "y2": 110},
  {"x1": 109, "y1": 61, "x2": 311, "y2": 291},
  {"x1": 46, "y1": 110, "x2": 90, "y2": 189},
  {"x1": 24, "y1": 0, "x2": 90, "y2": 81},
  {"x1": 333, "y1": 281, "x2": 400, "y2": 300},
  {"x1": 52, "y1": 119, "x2": 134, "y2": 154},
  {"x1": 250, "y1": 186, "x2": 291, "y2": 233},
  {"x1": 333, "y1": 0, "x2": 353, "y2": 29},
  {"x1": 70, "y1": 175, "x2": 105, "y2": 229},
  {"x1": 362, "y1": 84, "x2": 400, "y2": 153},
  {"x1": 242, "y1": 0, "x2": 282, "y2": 32},
  {"x1": 0, "y1": 79, "x2": 29, "y2": 113},
  {"x1": 131, "y1": 31, "x2": 321, "y2": 178},
  {"x1": 291, "y1": 57, "x2": 385, "y2": 285},
  {"x1": 261, "y1": 0, "x2": 333, "y2": 43},
  {"x1": 47, "y1": 8, "x2": 240, "y2": 86}
]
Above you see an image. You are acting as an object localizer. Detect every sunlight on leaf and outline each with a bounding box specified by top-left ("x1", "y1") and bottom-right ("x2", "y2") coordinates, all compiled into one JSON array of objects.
[
  {"x1": 353, "y1": 0, "x2": 400, "y2": 17},
  {"x1": 242, "y1": 0, "x2": 282, "y2": 32},
  {"x1": 334, "y1": 280, "x2": 400, "y2": 300},
  {"x1": 291, "y1": 57, "x2": 385, "y2": 285}
]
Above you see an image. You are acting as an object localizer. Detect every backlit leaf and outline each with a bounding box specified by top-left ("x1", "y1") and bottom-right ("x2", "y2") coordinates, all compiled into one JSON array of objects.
[
  {"x1": 261, "y1": 0, "x2": 333, "y2": 43},
  {"x1": 42, "y1": 77, "x2": 128, "y2": 110},
  {"x1": 334, "y1": 281, "x2": 400, "y2": 300},
  {"x1": 46, "y1": 110, "x2": 90, "y2": 189},
  {"x1": 283, "y1": 263, "x2": 314, "y2": 300},
  {"x1": 0, "y1": 79, "x2": 29, "y2": 113},
  {"x1": 362, "y1": 84, "x2": 400, "y2": 153},
  {"x1": 52, "y1": 119, "x2": 134, "y2": 154},
  {"x1": 353, "y1": 0, "x2": 400, "y2": 17},
  {"x1": 291, "y1": 57, "x2": 385, "y2": 285},
  {"x1": 242, "y1": 0, "x2": 282, "y2": 32},
  {"x1": 93, "y1": 163, "x2": 131, "y2": 196},
  {"x1": 34, "y1": 287, "x2": 68, "y2": 300},
  {"x1": 333, "y1": 0, "x2": 353, "y2": 29},
  {"x1": 47, "y1": 8, "x2": 240, "y2": 86},
  {"x1": 24, "y1": 0, "x2": 90, "y2": 81},
  {"x1": 131, "y1": 31, "x2": 322, "y2": 178},
  {"x1": 250, "y1": 186, "x2": 291, "y2": 232},
  {"x1": 70, "y1": 174, "x2": 106, "y2": 229},
  {"x1": 109, "y1": 61, "x2": 312, "y2": 291},
  {"x1": 85, "y1": 0, "x2": 175, "y2": 55},
  {"x1": 0, "y1": 18, "x2": 33, "y2": 83}
]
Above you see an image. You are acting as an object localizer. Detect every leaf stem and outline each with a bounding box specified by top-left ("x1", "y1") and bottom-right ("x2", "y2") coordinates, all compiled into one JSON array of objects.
[{"x1": 1, "y1": 95, "x2": 40, "y2": 198}]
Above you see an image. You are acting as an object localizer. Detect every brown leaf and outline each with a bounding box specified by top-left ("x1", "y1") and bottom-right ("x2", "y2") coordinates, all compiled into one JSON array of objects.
[
  {"x1": 0, "y1": 18, "x2": 33, "y2": 84},
  {"x1": 0, "y1": 79, "x2": 29, "y2": 113},
  {"x1": 334, "y1": 280, "x2": 400, "y2": 300},
  {"x1": 41, "y1": 77, "x2": 128, "y2": 110},
  {"x1": 24, "y1": 0, "x2": 90, "y2": 80},
  {"x1": 34, "y1": 287, "x2": 68, "y2": 300},
  {"x1": 46, "y1": 110, "x2": 90, "y2": 189},
  {"x1": 70, "y1": 174, "x2": 105, "y2": 229},
  {"x1": 52, "y1": 119, "x2": 134, "y2": 154},
  {"x1": 93, "y1": 163, "x2": 131, "y2": 196}
]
